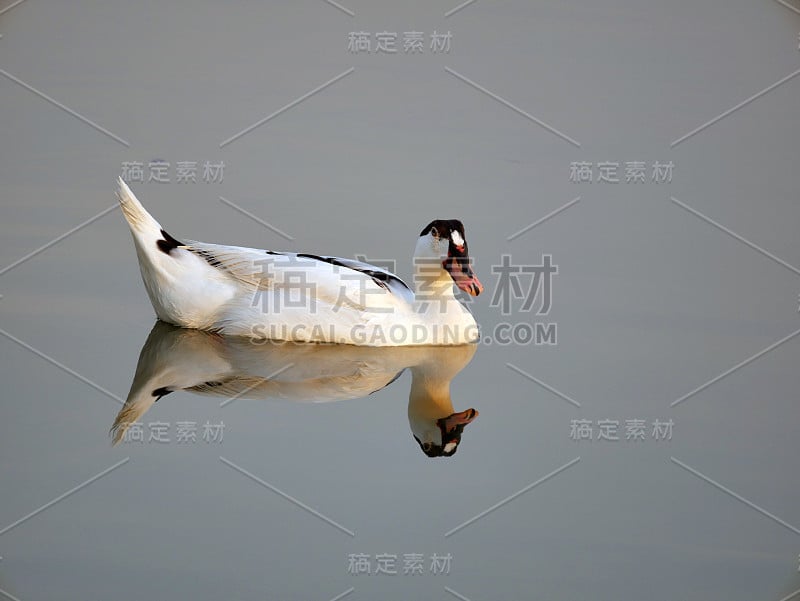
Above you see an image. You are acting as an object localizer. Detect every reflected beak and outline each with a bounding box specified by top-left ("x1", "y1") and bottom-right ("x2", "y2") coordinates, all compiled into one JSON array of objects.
[
  {"x1": 441, "y1": 408, "x2": 479, "y2": 432},
  {"x1": 444, "y1": 252, "x2": 483, "y2": 296}
]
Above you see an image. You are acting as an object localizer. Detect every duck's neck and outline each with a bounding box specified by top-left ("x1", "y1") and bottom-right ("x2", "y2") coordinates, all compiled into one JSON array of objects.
[
  {"x1": 411, "y1": 239, "x2": 456, "y2": 300},
  {"x1": 408, "y1": 366, "x2": 455, "y2": 420}
]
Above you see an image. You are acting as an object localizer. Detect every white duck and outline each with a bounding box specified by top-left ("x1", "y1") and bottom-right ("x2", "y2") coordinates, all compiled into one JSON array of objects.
[
  {"x1": 117, "y1": 179, "x2": 483, "y2": 345},
  {"x1": 111, "y1": 321, "x2": 480, "y2": 457}
]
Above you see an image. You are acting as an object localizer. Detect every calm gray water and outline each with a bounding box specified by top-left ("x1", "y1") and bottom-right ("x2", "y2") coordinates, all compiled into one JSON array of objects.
[{"x1": 1, "y1": 1, "x2": 799, "y2": 600}]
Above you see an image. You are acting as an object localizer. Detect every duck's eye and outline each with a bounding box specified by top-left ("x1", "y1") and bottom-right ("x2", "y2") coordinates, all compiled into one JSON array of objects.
[
  {"x1": 422, "y1": 442, "x2": 433, "y2": 452},
  {"x1": 430, "y1": 227, "x2": 438, "y2": 238}
]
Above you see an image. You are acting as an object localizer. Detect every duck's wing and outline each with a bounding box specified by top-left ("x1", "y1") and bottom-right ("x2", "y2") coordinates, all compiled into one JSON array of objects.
[
  {"x1": 182, "y1": 242, "x2": 415, "y2": 308},
  {"x1": 181, "y1": 240, "x2": 283, "y2": 289},
  {"x1": 185, "y1": 370, "x2": 404, "y2": 402},
  {"x1": 294, "y1": 253, "x2": 414, "y2": 303}
]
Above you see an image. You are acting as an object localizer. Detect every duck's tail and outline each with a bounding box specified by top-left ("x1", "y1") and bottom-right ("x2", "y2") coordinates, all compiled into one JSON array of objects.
[
  {"x1": 116, "y1": 178, "x2": 235, "y2": 330},
  {"x1": 117, "y1": 175, "x2": 187, "y2": 258},
  {"x1": 117, "y1": 177, "x2": 163, "y2": 235},
  {"x1": 117, "y1": 178, "x2": 191, "y2": 322}
]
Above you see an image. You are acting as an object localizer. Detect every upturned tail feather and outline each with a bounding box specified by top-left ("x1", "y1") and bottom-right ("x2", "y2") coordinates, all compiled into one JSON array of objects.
[{"x1": 116, "y1": 177, "x2": 164, "y2": 236}]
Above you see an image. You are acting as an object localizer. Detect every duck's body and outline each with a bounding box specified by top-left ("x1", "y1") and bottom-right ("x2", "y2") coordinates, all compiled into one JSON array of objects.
[{"x1": 117, "y1": 179, "x2": 483, "y2": 346}]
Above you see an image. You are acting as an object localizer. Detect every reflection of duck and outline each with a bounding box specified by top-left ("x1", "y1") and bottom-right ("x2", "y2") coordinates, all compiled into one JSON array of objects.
[
  {"x1": 111, "y1": 322, "x2": 479, "y2": 457},
  {"x1": 117, "y1": 179, "x2": 482, "y2": 345}
]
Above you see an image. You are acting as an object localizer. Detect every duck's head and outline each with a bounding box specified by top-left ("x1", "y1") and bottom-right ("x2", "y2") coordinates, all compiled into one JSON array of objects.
[
  {"x1": 416, "y1": 219, "x2": 483, "y2": 296},
  {"x1": 411, "y1": 407, "x2": 479, "y2": 457}
]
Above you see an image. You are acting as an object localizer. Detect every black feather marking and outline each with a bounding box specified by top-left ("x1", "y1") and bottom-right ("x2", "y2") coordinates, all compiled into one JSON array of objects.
[
  {"x1": 358, "y1": 269, "x2": 393, "y2": 290},
  {"x1": 296, "y1": 253, "x2": 409, "y2": 291},
  {"x1": 296, "y1": 252, "x2": 340, "y2": 264},
  {"x1": 369, "y1": 368, "x2": 406, "y2": 394},
  {"x1": 156, "y1": 229, "x2": 183, "y2": 255},
  {"x1": 151, "y1": 386, "x2": 173, "y2": 402},
  {"x1": 191, "y1": 248, "x2": 224, "y2": 269}
]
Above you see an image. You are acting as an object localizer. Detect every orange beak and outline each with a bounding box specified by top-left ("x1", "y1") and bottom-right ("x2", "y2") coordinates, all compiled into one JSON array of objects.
[
  {"x1": 444, "y1": 254, "x2": 483, "y2": 296},
  {"x1": 440, "y1": 408, "x2": 479, "y2": 432}
]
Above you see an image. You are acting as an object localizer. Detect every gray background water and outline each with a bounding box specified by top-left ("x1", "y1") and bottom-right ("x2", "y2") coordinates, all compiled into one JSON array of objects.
[{"x1": 1, "y1": 1, "x2": 799, "y2": 599}]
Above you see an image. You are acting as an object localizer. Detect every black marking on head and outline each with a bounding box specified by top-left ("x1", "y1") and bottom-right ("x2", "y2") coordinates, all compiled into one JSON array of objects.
[
  {"x1": 156, "y1": 229, "x2": 183, "y2": 255},
  {"x1": 419, "y1": 219, "x2": 466, "y2": 240},
  {"x1": 422, "y1": 220, "x2": 473, "y2": 280},
  {"x1": 265, "y1": 250, "x2": 283, "y2": 255},
  {"x1": 413, "y1": 434, "x2": 459, "y2": 458},
  {"x1": 151, "y1": 386, "x2": 173, "y2": 402},
  {"x1": 412, "y1": 412, "x2": 473, "y2": 457},
  {"x1": 436, "y1": 414, "x2": 470, "y2": 456}
]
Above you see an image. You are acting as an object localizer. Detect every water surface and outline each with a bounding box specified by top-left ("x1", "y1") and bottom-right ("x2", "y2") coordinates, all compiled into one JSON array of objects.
[{"x1": 1, "y1": 1, "x2": 799, "y2": 599}]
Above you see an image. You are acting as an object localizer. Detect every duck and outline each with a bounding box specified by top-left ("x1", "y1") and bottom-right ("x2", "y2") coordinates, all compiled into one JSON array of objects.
[
  {"x1": 110, "y1": 321, "x2": 480, "y2": 457},
  {"x1": 117, "y1": 178, "x2": 483, "y2": 346}
]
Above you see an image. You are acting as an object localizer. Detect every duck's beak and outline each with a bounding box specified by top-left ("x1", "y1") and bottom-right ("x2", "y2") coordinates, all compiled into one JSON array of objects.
[
  {"x1": 444, "y1": 245, "x2": 483, "y2": 296},
  {"x1": 440, "y1": 408, "x2": 479, "y2": 432}
]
